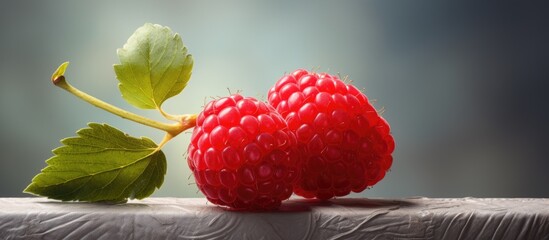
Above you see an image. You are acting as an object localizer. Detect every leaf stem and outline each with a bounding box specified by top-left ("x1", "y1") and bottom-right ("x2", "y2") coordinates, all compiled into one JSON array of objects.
[
  {"x1": 52, "y1": 75, "x2": 195, "y2": 136},
  {"x1": 157, "y1": 107, "x2": 181, "y2": 122},
  {"x1": 156, "y1": 114, "x2": 197, "y2": 150}
]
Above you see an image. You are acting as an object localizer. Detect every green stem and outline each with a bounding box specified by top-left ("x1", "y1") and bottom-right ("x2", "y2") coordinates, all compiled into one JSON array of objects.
[
  {"x1": 53, "y1": 75, "x2": 188, "y2": 135},
  {"x1": 157, "y1": 107, "x2": 181, "y2": 122}
]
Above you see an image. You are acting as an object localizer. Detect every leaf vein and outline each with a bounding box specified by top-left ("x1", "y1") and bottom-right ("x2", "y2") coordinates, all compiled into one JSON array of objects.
[{"x1": 37, "y1": 150, "x2": 157, "y2": 189}]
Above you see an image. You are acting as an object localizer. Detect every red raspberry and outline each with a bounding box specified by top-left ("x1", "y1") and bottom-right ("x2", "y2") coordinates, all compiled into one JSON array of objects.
[
  {"x1": 267, "y1": 69, "x2": 395, "y2": 200},
  {"x1": 188, "y1": 94, "x2": 300, "y2": 210}
]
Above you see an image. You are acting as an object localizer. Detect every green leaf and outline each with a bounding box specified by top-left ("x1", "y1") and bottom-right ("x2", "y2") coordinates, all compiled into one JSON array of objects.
[
  {"x1": 24, "y1": 123, "x2": 167, "y2": 202},
  {"x1": 114, "y1": 23, "x2": 193, "y2": 109}
]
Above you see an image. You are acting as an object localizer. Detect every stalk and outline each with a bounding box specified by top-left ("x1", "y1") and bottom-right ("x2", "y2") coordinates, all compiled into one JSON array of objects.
[{"x1": 51, "y1": 63, "x2": 196, "y2": 137}]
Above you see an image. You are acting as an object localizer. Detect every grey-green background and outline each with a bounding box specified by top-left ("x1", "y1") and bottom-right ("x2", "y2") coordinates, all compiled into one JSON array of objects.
[{"x1": 1, "y1": 1, "x2": 548, "y2": 198}]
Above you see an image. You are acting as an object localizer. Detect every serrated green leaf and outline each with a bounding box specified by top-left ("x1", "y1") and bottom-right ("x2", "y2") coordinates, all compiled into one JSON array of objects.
[
  {"x1": 114, "y1": 23, "x2": 193, "y2": 109},
  {"x1": 24, "y1": 123, "x2": 167, "y2": 202}
]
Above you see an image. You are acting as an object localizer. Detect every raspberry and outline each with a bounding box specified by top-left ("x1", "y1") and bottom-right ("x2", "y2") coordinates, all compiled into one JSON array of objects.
[
  {"x1": 188, "y1": 94, "x2": 300, "y2": 210},
  {"x1": 268, "y1": 69, "x2": 395, "y2": 200}
]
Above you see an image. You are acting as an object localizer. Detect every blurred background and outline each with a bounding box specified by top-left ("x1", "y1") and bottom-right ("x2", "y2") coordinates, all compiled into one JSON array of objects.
[{"x1": 1, "y1": 1, "x2": 548, "y2": 198}]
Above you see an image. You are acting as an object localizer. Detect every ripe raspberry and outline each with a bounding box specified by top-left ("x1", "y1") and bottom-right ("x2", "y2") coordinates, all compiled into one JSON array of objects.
[
  {"x1": 188, "y1": 94, "x2": 300, "y2": 210},
  {"x1": 267, "y1": 69, "x2": 395, "y2": 200}
]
